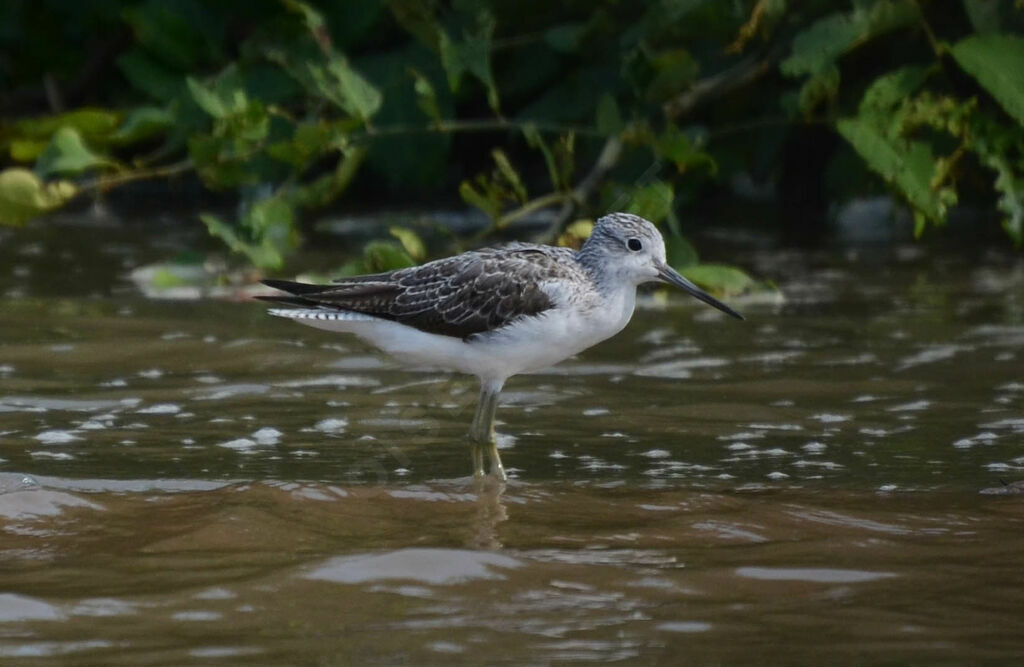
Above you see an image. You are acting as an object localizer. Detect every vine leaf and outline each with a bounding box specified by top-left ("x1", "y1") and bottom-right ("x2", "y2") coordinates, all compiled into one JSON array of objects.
[
  {"x1": 409, "y1": 68, "x2": 441, "y2": 124},
  {"x1": 35, "y1": 127, "x2": 118, "y2": 178},
  {"x1": 625, "y1": 180, "x2": 674, "y2": 225},
  {"x1": 438, "y1": 12, "x2": 500, "y2": 112},
  {"x1": 781, "y1": 0, "x2": 919, "y2": 77},
  {"x1": 682, "y1": 263, "x2": 757, "y2": 297},
  {"x1": 0, "y1": 168, "x2": 78, "y2": 226},
  {"x1": 836, "y1": 117, "x2": 955, "y2": 230},
  {"x1": 951, "y1": 34, "x2": 1024, "y2": 125},
  {"x1": 389, "y1": 227, "x2": 427, "y2": 262}
]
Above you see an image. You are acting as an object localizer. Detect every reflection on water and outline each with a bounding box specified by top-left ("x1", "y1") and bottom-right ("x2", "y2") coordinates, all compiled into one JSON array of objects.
[
  {"x1": 1, "y1": 477, "x2": 1023, "y2": 663},
  {"x1": 1, "y1": 221, "x2": 1023, "y2": 662}
]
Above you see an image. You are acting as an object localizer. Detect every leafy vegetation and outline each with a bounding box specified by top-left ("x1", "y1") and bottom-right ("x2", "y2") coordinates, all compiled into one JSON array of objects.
[{"x1": 1, "y1": 0, "x2": 1021, "y2": 288}]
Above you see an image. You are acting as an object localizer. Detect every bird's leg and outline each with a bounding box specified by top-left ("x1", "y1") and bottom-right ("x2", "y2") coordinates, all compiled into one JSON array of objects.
[
  {"x1": 471, "y1": 441, "x2": 486, "y2": 479},
  {"x1": 469, "y1": 380, "x2": 506, "y2": 481},
  {"x1": 486, "y1": 437, "x2": 506, "y2": 482},
  {"x1": 469, "y1": 380, "x2": 501, "y2": 442}
]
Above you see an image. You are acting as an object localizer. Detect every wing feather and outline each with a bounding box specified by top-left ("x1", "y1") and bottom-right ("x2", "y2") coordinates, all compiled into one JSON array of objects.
[{"x1": 259, "y1": 245, "x2": 585, "y2": 339}]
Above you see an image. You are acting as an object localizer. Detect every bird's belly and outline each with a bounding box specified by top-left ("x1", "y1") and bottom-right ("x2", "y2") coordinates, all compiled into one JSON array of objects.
[
  {"x1": 470, "y1": 305, "x2": 631, "y2": 377},
  {"x1": 285, "y1": 292, "x2": 635, "y2": 383}
]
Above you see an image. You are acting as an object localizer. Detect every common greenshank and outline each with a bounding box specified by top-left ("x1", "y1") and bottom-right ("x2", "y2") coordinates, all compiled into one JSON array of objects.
[{"x1": 258, "y1": 212, "x2": 743, "y2": 480}]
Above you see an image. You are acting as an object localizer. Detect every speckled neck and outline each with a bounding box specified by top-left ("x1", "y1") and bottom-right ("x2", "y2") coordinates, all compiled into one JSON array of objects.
[{"x1": 574, "y1": 247, "x2": 625, "y2": 298}]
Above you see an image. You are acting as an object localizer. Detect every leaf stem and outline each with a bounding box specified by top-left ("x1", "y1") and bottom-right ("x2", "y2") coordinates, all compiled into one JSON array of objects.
[
  {"x1": 349, "y1": 118, "x2": 602, "y2": 144},
  {"x1": 77, "y1": 159, "x2": 193, "y2": 192}
]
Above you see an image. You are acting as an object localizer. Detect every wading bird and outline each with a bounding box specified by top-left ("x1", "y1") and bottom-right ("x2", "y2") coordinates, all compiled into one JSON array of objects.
[{"x1": 258, "y1": 212, "x2": 743, "y2": 480}]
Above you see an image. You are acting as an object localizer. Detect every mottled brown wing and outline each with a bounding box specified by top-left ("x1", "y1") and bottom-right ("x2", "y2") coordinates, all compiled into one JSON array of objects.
[{"x1": 259, "y1": 246, "x2": 578, "y2": 339}]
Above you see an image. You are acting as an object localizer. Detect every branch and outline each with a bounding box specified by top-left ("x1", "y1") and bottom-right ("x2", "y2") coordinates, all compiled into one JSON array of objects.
[
  {"x1": 470, "y1": 191, "x2": 570, "y2": 243},
  {"x1": 495, "y1": 191, "x2": 568, "y2": 229},
  {"x1": 662, "y1": 44, "x2": 785, "y2": 121},
  {"x1": 351, "y1": 117, "x2": 602, "y2": 143},
  {"x1": 77, "y1": 159, "x2": 193, "y2": 192}
]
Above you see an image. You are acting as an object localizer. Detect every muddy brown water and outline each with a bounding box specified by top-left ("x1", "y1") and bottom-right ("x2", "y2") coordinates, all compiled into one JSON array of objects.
[{"x1": 1, "y1": 219, "x2": 1023, "y2": 664}]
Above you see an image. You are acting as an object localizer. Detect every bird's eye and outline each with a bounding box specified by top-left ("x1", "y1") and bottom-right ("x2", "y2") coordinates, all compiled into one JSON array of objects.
[{"x1": 627, "y1": 238, "x2": 643, "y2": 252}]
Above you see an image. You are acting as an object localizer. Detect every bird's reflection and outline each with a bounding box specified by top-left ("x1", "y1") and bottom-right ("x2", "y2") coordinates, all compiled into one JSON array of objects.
[{"x1": 468, "y1": 460, "x2": 508, "y2": 550}]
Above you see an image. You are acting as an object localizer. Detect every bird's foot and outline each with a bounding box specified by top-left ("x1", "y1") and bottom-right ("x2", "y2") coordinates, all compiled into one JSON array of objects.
[{"x1": 469, "y1": 432, "x2": 507, "y2": 482}]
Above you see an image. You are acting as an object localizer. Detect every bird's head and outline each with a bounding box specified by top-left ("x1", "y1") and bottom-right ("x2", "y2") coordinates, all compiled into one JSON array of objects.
[{"x1": 582, "y1": 213, "x2": 744, "y2": 320}]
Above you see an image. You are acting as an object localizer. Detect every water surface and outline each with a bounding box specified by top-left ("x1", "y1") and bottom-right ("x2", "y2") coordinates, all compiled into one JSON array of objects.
[{"x1": 1, "y1": 219, "x2": 1023, "y2": 663}]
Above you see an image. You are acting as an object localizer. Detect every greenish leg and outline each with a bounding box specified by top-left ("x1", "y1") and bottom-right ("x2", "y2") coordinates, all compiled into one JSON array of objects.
[
  {"x1": 469, "y1": 380, "x2": 506, "y2": 481},
  {"x1": 471, "y1": 441, "x2": 485, "y2": 479},
  {"x1": 487, "y1": 437, "x2": 506, "y2": 482}
]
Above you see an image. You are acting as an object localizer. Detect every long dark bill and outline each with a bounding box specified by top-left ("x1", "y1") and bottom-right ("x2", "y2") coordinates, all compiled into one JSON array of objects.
[{"x1": 656, "y1": 264, "x2": 744, "y2": 321}]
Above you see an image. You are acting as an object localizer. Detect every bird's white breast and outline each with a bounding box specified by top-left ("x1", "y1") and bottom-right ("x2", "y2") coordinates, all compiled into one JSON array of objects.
[{"x1": 464, "y1": 280, "x2": 637, "y2": 379}]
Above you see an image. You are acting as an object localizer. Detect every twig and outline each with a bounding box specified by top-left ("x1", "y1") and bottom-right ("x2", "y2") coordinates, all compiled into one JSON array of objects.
[
  {"x1": 77, "y1": 159, "x2": 193, "y2": 192},
  {"x1": 495, "y1": 192, "x2": 568, "y2": 229},
  {"x1": 663, "y1": 44, "x2": 785, "y2": 121},
  {"x1": 913, "y1": 0, "x2": 945, "y2": 58},
  {"x1": 350, "y1": 118, "x2": 602, "y2": 144},
  {"x1": 471, "y1": 191, "x2": 570, "y2": 243}
]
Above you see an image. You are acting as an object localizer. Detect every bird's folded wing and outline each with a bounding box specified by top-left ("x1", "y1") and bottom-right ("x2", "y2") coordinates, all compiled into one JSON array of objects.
[{"x1": 258, "y1": 247, "x2": 581, "y2": 339}]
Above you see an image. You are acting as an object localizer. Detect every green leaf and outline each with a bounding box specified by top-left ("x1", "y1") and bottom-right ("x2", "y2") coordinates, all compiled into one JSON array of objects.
[
  {"x1": 388, "y1": 0, "x2": 442, "y2": 49},
  {"x1": 245, "y1": 196, "x2": 294, "y2": 238},
  {"x1": 331, "y1": 58, "x2": 383, "y2": 121},
  {"x1": 544, "y1": 23, "x2": 587, "y2": 53},
  {"x1": 200, "y1": 212, "x2": 289, "y2": 270},
  {"x1": 111, "y1": 106, "x2": 175, "y2": 144},
  {"x1": 625, "y1": 181, "x2": 675, "y2": 224},
  {"x1": 187, "y1": 78, "x2": 228, "y2": 118},
  {"x1": 410, "y1": 68, "x2": 441, "y2": 123},
  {"x1": 116, "y1": 49, "x2": 185, "y2": 102},
  {"x1": 523, "y1": 124, "x2": 560, "y2": 191},
  {"x1": 962, "y1": 0, "x2": 1005, "y2": 34},
  {"x1": 266, "y1": 122, "x2": 333, "y2": 169},
  {"x1": 9, "y1": 140, "x2": 50, "y2": 162},
  {"x1": 334, "y1": 239, "x2": 418, "y2": 276},
  {"x1": 565, "y1": 219, "x2": 593, "y2": 239},
  {"x1": 980, "y1": 150, "x2": 1024, "y2": 245},
  {"x1": 556, "y1": 219, "x2": 594, "y2": 248},
  {"x1": 951, "y1": 34, "x2": 1024, "y2": 124},
  {"x1": 795, "y1": 65, "x2": 840, "y2": 114},
  {"x1": 35, "y1": 127, "x2": 117, "y2": 178},
  {"x1": 150, "y1": 267, "x2": 190, "y2": 289},
  {"x1": 0, "y1": 168, "x2": 78, "y2": 226},
  {"x1": 554, "y1": 133, "x2": 576, "y2": 193},
  {"x1": 13, "y1": 108, "x2": 121, "y2": 142},
  {"x1": 595, "y1": 94, "x2": 623, "y2": 136},
  {"x1": 859, "y1": 65, "x2": 930, "y2": 116},
  {"x1": 458, "y1": 179, "x2": 501, "y2": 221},
  {"x1": 363, "y1": 241, "x2": 416, "y2": 272},
  {"x1": 198, "y1": 194, "x2": 300, "y2": 270},
  {"x1": 491, "y1": 149, "x2": 528, "y2": 202},
  {"x1": 121, "y1": 0, "x2": 216, "y2": 72},
  {"x1": 682, "y1": 263, "x2": 756, "y2": 296},
  {"x1": 655, "y1": 126, "x2": 717, "y2": 175},
  {"x1": 438, "y1": 11, "x2": 500, "y2": 112},
  {"x1": 644, "y1": 49, "x2": 699, "y2": 103},
  {"x1": 781, "y1": 1, "x2": 919, "y2": 77},
  {"x1": 298, "y1": 57, "x2": 382, "y2": 121},
  {"x1": 291, "y1": 146, "x2": 367, "y2": 209},
  {"x1": 837, "y1": 117, "x2": 954, "y2": 223},
  {"x1": 666, "y1": 232, "x2": 699, "y2": 269},
  {"x1": 389, "y1": 227, "x2": 427, "y2": 261},
  {"x1": 283, "y1": 0, "x2": 329, "y2": 40},
  {"x1": 187, "y1": 67, "x2": 248, "y2": 119}
]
